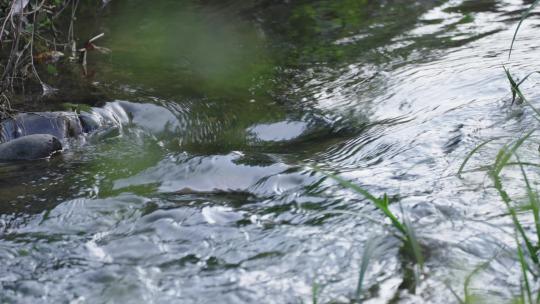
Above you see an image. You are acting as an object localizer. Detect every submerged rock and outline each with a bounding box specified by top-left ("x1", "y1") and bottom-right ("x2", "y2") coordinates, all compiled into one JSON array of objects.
[
  {"x1": 0, "y1": 112, "x2": 84, "y2": 143},
  {"x1": 0, "y1": 100, "x2": 181, "y2": 161},
  {"x1": 0, "y1": 134, "x2": 62, "y2": 161}
]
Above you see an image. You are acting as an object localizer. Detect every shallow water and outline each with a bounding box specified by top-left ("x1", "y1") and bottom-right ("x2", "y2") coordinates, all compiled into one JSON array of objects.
[{"x1": 2, "y1": 0, "x2": 540, "y2": 303}]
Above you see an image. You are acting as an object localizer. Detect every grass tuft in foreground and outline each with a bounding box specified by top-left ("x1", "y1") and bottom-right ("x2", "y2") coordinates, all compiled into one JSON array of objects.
[{"x1": 310, "y1": 167, "x2": 424, "y2": 303}]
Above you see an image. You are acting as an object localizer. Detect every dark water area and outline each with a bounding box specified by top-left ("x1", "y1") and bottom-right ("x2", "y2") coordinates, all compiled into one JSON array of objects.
[{"x1": 2, "y1": 0, "x2": 540, "y2": 302}]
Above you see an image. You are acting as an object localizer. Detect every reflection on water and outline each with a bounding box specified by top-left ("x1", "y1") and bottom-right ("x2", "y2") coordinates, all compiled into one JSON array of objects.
[
  {"x1": 248, "y1": 121, "x2": 308, "y2": 142},
  {"x1": 2, "y1": 0, "x2": 540, "y2": 303}
]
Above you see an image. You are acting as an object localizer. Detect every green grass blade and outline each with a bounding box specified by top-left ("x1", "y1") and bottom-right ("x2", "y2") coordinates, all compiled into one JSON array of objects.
[
  {"x1": 517, "y1": 232, "x2": 533, "y2": 304},
  {"x1": 316, "y1": 210, "x2": 392, "y2": 230},
  {"x1": 490, "y1": 132, "x2": 538, "y2": 264},
  {"x1": 318, "y1": 169, "x2": 378, "y2": 202},
  {"x1": 516, "y1": 156, "x2": 540, "y2": 248},
  {"x1": 504, "y1": 68, "x2": 540, "y2": 109},
  {"x1": 379, "y1": 194, "x2": 408, "y2": 236},
  {"x1": 355, "y1": 238, "x2": 380, "y2": 303},
  {"x1": 458, "y1": 139, "x2": 495, "y2": 176},
  {"x1": 509, "y1": 0, "x2": 540, "y2": 59},
  {"x1": 493, "y1": 173, "x2": 539, "y2": 265},
  {"x1": 464, "y1": 259, "x2": 493, "y2": 304},
  {"x1": 519, "y1": 283, "x2": 526, "y2": 304},
  {"x1": 521, "y1": 100, "x2": 540, "y2": 123},
  {"x1": 312, "y1": 167, "x2": 408, "y2": 236},
  {"x1": 492, "y1": 130, "x2": 535, "y2": 176},
  {"x1": 504, "y1": 67, "x2": 540, "y2": 122},
  {"x1": 315, "y1": 209, "x2": 406, "y2": 241},
  {"x1": 447, "y1": 285, "x2": 466, "y2": 304},
  {"x1": 310, "y1": 167, "x2": 424, "y2": 275},
  {"x1": 506, "y1": 162, "x2": 540, "y2": 169},
  {"x1": 403, "y1": 218, "x2": 424, "y2": 269},
  {"x1": 494, "y1": 144, "x2": 509, "y2": 174},
  {"x1": 517, "y1": 71, "x2": 540, "y2": 87},
  {"x1": 312, "y1": 282, "x2": 321, "y2": 304},
  {"x1": 505, "y1": 67, "x2": 520, "y2": 104}
]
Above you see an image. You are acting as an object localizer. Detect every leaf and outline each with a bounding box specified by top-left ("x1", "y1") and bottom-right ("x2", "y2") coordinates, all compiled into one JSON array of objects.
[
  {"x1": 311, "y1": 166, "x2": 408, "y2": 237},
  {"x1": 356, "y1": 237, "x2": 381, "y2": 302},
  {"x1": 491, "y1": 131, "x2": 539, "y2": 265},
  {"x1": 458, "y1": 139, "x2": 496, "y2": 176},
  {"x1": 492, "y1": 130, "x2": 534, "y2": 176},
  {"x1": 463, "y1": 259, "x2": 495, "y2": 304},
  {"x1": 403, "y1": 217, "x2": 424, "y2": 270},
  {"x1": 516, "y1": 233, "x2": 532, "y2": 304},
  {"x1": 504, "y1": 67, "x2": 520, "y2": 104},
  {"x1": 312, "y1": 282, "x2": 320, "y2": 304}
]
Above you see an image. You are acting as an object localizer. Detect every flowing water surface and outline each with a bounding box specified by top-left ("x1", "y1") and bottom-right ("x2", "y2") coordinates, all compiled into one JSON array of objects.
[{"x1": 2, "y1": 0, "x2": 540, "y2": 303}]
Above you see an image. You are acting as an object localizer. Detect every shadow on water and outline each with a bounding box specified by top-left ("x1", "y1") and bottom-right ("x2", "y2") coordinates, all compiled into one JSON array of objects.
[{"x1": 3, "y1": 0, "x2": 540, "y2": 303}]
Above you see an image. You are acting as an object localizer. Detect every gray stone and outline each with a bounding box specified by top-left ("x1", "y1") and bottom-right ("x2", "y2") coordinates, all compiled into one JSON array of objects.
[
  {"x1": 0, "y1": 100, "x2": 182, "y2": 162},
  {"x1": 0, "y1": 134, "x2": 62, "y2": 161},
  {"x1": 0, "y1": 112, "x2": 83, "y2": 143},
  {"x1": 79, "y1": 112, "x2": 102, "y2": 133}
]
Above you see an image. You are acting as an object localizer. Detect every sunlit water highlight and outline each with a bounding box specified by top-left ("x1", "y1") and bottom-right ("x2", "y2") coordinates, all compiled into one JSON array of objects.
[{"x1": 2, "y1": 0, "x2": 540, "y2": 303}]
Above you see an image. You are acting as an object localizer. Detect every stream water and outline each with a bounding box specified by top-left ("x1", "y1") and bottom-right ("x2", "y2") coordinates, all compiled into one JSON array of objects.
[{"x1": 2, "y1": 0, "x2": 540, "y2": 303}]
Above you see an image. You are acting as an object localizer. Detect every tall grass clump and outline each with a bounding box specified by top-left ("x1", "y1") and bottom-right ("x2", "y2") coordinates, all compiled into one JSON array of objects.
[
  {"x1": 457, "y1": 128, "x2": 540, "y2": 302},
  {"x1": 319, "y1": 170, "x2": 424, "y2": 268},
  {"x1": 458, "y1": 135, "x2": 540, "y2": 301},
  {"x1": 458, "y1": 1, "x2": 540, "y2": 301},
  {"x1": 503, "y1": 5, "x2": 540, "y2": 295},
  {"x1": 311, "y1": 167, "x2": 424, "y2": 303}
]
